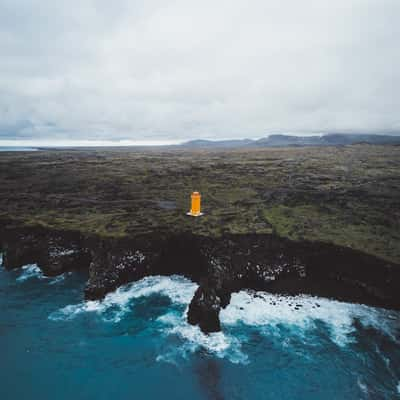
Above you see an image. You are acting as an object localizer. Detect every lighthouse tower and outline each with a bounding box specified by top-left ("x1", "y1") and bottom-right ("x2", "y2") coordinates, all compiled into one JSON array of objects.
[{"x1": 187, "y1": 191, "x2": 203, "y2": 217}]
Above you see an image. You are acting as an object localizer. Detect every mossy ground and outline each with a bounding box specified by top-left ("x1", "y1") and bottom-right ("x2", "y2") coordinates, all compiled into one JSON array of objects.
[{"x1": 1, "y1": 145, "x2": 399, "y2": 262}]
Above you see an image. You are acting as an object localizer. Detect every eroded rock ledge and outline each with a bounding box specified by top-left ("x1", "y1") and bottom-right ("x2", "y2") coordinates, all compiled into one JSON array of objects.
[{"x1": 1, "y1": 224, "x2": 399, "y2": 333}]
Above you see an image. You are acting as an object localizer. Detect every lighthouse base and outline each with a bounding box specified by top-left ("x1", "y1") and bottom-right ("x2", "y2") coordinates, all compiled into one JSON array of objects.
[{"x1": 186, "y1": 212, "x2": 204, "y2": 217}]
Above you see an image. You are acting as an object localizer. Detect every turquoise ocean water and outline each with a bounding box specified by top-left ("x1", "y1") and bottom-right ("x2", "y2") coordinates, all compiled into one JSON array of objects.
[{"x1": 1, "y1": 255, "x2": 399, "y2": 399}]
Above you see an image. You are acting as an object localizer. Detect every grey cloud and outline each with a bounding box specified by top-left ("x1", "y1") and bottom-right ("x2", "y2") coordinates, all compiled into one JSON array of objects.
[{"x1": 0, "y1": 0, "x2": 399, "y2": 143}]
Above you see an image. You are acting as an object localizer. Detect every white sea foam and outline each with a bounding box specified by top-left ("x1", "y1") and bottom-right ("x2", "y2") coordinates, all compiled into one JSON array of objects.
[
  {"x1": 374, "y1": 343, "x2": 392, "y2": 370},
  {"x1": 49, "y1": 275, "x2": 198, "y2": 322},
  {"x1": 47, "y1": 273, "x2": 67, "y2": 285},
  {"x1": 357, "y1": 377, "x2": 369, "y2": 395},
  {"x1": 220, "y1": 290, "x2": 400, "y2": 346},
  {"x1": 49, "y1": 273, "x2": 400, "y2": 364},
  {"x1": 16, "y1": 264, "x2": 69, "y2": 284},
  {"x1": 16, "y1": 264, "x2": 44, "y2": 282},
  {"x1": 49, "y1": 274, "x2": 248, "y2": 362},
  {"x1": 157, "y1": 311, "x2": 248, "y2": 364},
  {"x1": 397, "y1": 382, "x2": 400, "y2": 394}
]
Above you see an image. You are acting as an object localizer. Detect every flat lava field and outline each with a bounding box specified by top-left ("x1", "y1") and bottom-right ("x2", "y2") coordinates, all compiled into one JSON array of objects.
[{"x1": 1, "y1": 144, "x2": 399, "y2": 263}]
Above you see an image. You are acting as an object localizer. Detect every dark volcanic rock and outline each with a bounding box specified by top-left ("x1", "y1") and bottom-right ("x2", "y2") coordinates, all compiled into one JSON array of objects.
[
  {"x1": 1, "y1": 224, "x2": 399, "y2": 334},
  {"x1": 186, "y1": 235, "x2": 400, "y2": 332},
  {"x1": 84, "y1": 233, "x2": 208, "y2": 300},
  {"x1": 84, "y1": 237, "x2": 158, "y2": 300},
  {"x1": 188, "y1": 283, "x2": 222, "y2": 332},
  {"x1": 40, "y1": 234, "x2": 91, "y2": 276},
  {"x1": 2, "y1": 231, "x2": 43, "y2": 270},
  {"x1": 0, "y1": 227, "x2": 91, "y2": 276}
]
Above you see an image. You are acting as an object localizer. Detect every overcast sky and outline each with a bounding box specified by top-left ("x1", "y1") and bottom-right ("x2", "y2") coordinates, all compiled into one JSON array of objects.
[{"x1": 0, "y1": 0, "x2": 399, "y2": 144}]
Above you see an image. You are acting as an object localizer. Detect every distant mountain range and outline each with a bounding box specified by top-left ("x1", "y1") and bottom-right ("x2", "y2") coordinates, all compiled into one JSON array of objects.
[{"x1": 181, "y1": 134, "x2": 400, "y2": 148}]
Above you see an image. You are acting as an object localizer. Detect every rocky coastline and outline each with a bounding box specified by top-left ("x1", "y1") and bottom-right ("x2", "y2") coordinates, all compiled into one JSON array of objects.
[{"x1": 1, "y1": 222, "x2": 399, "y2": 333}]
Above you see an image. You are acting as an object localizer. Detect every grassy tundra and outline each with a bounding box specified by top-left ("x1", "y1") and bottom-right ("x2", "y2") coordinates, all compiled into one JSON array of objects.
[{"x1": 0, "y1": 144, "x2": 399, "y2": 263}]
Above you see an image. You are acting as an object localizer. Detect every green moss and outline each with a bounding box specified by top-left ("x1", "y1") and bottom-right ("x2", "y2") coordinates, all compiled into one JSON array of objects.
[
  {"x1": 263, "y1": 204, "x2": 400, "y2": 263},
  {"x1": 1, "y1": 145, "x2": 399, "y2": 263}
]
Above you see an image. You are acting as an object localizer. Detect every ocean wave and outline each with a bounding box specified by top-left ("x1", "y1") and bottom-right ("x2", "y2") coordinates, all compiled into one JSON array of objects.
[
  {"x1": 48, "y1": 274, "x2": 400, "y2": 365},
  {"x1": 16, "y1": 264, "x2": 44, "y2": 282},
  {"x1": 158, "y1": 311, "x2": 248, "y2": 365},
  {"x1": 220, "y1": 290, "x2": 400, "y2": 347},
  {"x1": 16, "y1": 264, "x2": 69, "y2": 285},
  {"x1": 357, "y1": 377, "x2": 369, "y2": 396},
  {"x1": 49, "y1": 275, "x2": 198, "y2": 322},
  {"x1": 49, "y1": 274, "x2": 248, "y2": 363},
  {"x1": 47, "y1": 274, "x2": 67, "y2": 285}
]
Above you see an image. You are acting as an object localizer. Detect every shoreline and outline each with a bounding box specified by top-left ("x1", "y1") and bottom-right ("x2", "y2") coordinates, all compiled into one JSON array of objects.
[{"x1": 1, "y1": 222, "x2": 399, "y2": 333}]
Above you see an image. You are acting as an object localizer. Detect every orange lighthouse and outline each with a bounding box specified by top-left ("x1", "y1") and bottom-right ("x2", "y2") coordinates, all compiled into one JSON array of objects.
[{"x1": 187, "y1": 191, "x2": 203, "y2": 217}]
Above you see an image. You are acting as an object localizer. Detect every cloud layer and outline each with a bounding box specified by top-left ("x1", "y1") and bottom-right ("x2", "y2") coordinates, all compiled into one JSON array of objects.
[{"x1": 1, "y1": 0, "x2": 399, "y2": 142}]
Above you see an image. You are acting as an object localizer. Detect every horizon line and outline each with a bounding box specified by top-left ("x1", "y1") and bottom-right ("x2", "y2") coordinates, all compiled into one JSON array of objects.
[{"x1": 1, "y1": 132, "x2": 400, "y2": 148}]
